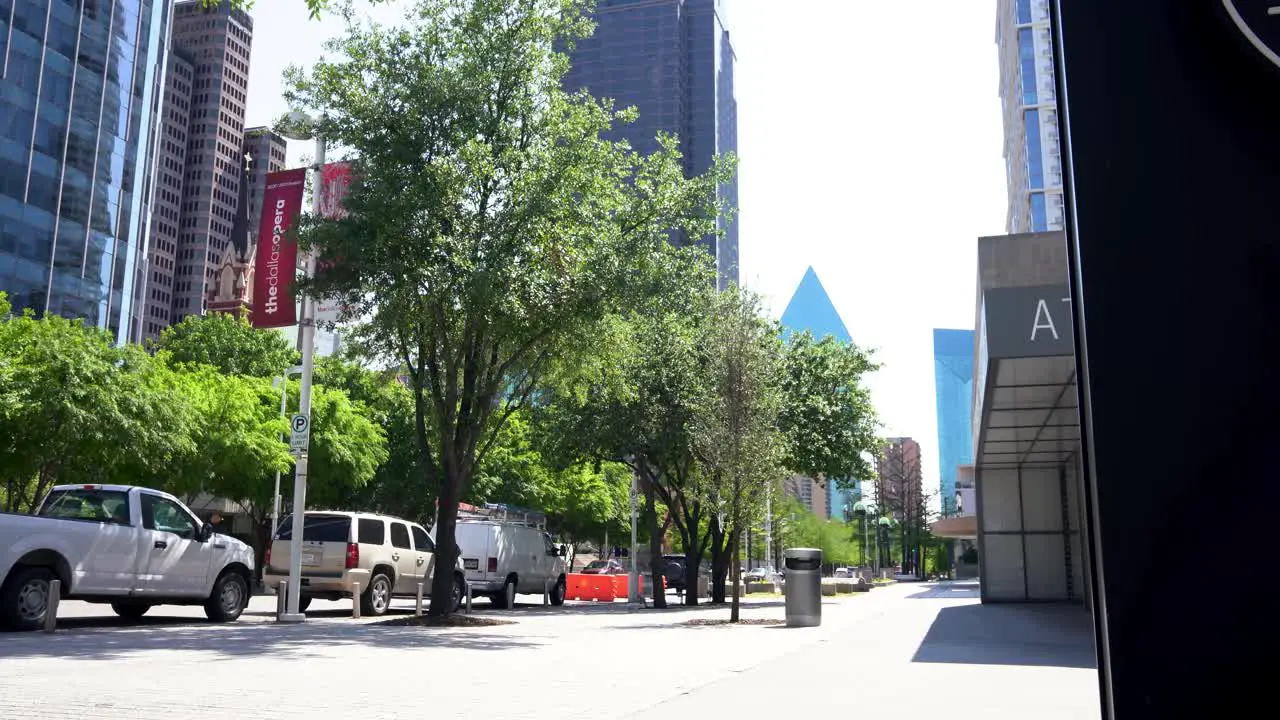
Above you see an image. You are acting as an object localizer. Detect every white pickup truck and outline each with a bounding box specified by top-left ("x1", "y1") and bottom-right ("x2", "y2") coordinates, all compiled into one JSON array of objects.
[{"x1": 0, "y1": 484, "x2": 256, "y2": 631}]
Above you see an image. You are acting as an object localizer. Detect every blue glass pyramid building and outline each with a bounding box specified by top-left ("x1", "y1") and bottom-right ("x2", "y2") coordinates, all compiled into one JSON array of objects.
[
  {"x1": 933, "y1": 329, "x2": 975, "y2": 516},
  {"x1": 779, "y1": 267, "x2": 860, "y2": 518}
]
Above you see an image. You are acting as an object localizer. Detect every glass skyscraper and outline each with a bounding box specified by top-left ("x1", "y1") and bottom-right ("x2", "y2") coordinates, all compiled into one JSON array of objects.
[
  {"x1": 562, "y1": 0, "x2": 739, "y2": 289},
  {"x1": 933, "y1": 328, "x2": 974, "y2": 516},
  {"x1": 1, "y1": 0, "x2": 169, "y2": 343},
  {"x1": 996, "y1": 0, "x2": 1064, "y2": 233}
]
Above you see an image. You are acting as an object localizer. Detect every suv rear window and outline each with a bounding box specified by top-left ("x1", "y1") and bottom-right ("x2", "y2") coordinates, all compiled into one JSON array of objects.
[
  {"x1": 358, "y1": 518, "x2": 386, "y2": 545},
  {"x1": 276, "y1": 514, "x2": 351, "y2": 542},
  {"x1": 38, "y1": 488, "x2": 131, "y2": 525}
]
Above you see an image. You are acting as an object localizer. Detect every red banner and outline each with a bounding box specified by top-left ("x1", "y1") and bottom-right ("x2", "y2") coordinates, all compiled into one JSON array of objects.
[
  {"x1": 314, "y1": 162, "x2": 354, "y2": 322},
  {"x1": 252, "y1": 168, "x2": 307, "y2": 328}
]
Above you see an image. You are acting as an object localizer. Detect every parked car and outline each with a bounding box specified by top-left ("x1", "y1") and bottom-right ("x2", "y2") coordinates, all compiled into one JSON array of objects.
[
  {"x1": 743, "y1": 567, "x2": 771, "y2": 582},
  {"x1": 834, "y1": 567, "x2": 853, "y2": 578},
  {"x1": 662, "y1": 554, "x2": 687, "y2": 591},
  {"x1": 454, "y1": 503, "x2": 567, "y2": 608},
  {"x1": 0, "y1": 484, "x2": 256, "y2": 632},
  {"x1": 262, "y1": 511, "x2": 464, "y2": 616},
  {"x1": 580, "y1": 559, "x2": 625, "y2": 575}
]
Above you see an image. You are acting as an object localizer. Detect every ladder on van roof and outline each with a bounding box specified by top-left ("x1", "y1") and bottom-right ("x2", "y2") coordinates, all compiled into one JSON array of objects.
[{"x1": 456, "y1": 502, "x2": 547, "y2": 530}]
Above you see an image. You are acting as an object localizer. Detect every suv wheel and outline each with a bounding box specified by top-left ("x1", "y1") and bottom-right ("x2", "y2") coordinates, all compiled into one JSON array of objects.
[
  {"x1": 550, "y1": 576, "x2": 566, "y2": 607},
  {"x1": 360, "y1": 573, "x2": 392, "y2": 616},
  {"x1": 451, "y1": 574, "x2": 466, "y2": 612}
]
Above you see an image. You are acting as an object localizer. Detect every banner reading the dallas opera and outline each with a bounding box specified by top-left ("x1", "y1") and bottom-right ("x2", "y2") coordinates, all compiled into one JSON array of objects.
[{"x1": 252, "y1": 168, "x2": 307, "y2": 329}]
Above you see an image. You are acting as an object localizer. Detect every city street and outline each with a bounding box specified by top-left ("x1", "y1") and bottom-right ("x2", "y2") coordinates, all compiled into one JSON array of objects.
[{"x1": 0, "y1": 582, "x2": 1101, "y2": 719}]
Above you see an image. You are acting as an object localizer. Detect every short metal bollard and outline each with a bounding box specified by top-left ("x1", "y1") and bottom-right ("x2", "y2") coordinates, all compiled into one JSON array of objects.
[
  {"x1": 465, "y1": 584, "x2": 472, "y2": 614},
  {"x1": 542, "y1": 579, "x2": 550, "y2": 607},
  {"x1": 416, "y1": 582, "x2": 425, "y2": 617},
  {"x1": 276, "y1": 580, "x2": 289, "y2": 619},
  {"x1": 352, "y1": 582, "x2": 362, "y2": 619},
  {"x1": 43, "y1": 579, "x2": 61, "y2": 633}
]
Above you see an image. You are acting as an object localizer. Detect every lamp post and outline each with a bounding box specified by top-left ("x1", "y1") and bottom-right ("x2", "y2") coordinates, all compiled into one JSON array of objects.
[
  {"x1": 851, "y1": 500, "x2": 868, "y2": 569},
  {"x1": 275, "y1": 110, "x2": 326, "y2": 623},
  {"x1": 269, "y1": 365, "x2": 304, "y2": 541},
  {"x1": 628, "y1": 465, "x2": 640, "y2": 604}
]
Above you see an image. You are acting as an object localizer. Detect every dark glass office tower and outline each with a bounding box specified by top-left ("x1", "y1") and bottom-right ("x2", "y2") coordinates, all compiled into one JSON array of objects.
[
  {"x1": 0, "y1": 0, "x2": 169, "y2": 342},
  {"x1": 563, "y1": 0, "x2": 739, "y2": 289}
]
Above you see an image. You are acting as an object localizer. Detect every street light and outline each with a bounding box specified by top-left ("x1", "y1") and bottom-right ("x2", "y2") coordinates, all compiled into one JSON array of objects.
[
  {"x1": 270, "y1": 365, "x2": 304, "y2": 540},
  {"x1": 851, "y1": 500, "x2": 868, "y2": 569},
  {"x1": 274, "y1": 110, "x2": 326, "y2": 623}
]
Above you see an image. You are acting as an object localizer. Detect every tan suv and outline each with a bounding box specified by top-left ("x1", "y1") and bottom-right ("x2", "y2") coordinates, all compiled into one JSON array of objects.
[{"x1": 263, "y1": 511, "x2": 464, "y2": 615}]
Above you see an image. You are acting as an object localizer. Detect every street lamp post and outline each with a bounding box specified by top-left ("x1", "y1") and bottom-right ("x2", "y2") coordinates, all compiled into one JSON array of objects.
[
  {"x1": 269, "y1": 365, "x2": 304, "y2": 541},
  {"x1": 276, "y1": 111, "x2": 325, "y2": 623},
  {"x1": 628, "y1": 466, "x2": 640, "y2": 604}
]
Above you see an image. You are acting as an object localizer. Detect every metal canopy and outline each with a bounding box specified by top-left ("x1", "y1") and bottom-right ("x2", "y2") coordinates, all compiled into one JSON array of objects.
[{"x1": 976, "y1": 354, "x2": 1080, "y2": 469}]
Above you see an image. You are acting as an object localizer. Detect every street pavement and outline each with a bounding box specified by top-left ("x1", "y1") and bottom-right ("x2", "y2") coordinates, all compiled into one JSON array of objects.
[{"x1": 0, "y1": 582, "x2": 1101, "y2": 719}]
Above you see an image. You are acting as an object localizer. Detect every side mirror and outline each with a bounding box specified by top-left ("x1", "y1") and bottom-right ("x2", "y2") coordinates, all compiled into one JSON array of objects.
[
  {"x1": 198, "y1": 523, "x2": 215, "y2": 542},
  {"x1": 558, "y1": 545, "x2": 567, "y2": 557}
]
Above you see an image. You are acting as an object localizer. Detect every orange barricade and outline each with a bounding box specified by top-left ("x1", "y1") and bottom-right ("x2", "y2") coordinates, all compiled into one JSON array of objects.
[{"x1": 565, "y1": 574, "x2": 617, "y2": 602}]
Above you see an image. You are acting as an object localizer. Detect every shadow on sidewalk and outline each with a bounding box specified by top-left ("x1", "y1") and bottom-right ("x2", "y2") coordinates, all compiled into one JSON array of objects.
[
  {"x1": 0, "y1": 618, "x2": 538, "y2": 661},
  {"x1": 908, "y1": 581, "x2": 980, "y2": 600},
  {"x1": 911, "y1": 603, "x2": 1098, "y2": 669}
]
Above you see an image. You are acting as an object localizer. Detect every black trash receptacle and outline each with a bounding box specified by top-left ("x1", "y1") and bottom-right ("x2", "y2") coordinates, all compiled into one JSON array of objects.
[{"x1": 783, "y1": 547, "x2": 823, "y2": 627}]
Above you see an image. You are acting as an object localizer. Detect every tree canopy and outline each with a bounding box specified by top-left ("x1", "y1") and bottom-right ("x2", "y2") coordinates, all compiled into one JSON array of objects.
[{"x1": 157, "y1": 314, "x2": 299, "y2": 379}]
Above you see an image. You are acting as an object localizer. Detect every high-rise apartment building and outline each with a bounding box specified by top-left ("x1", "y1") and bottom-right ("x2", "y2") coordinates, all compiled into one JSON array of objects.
[
  {"x1": 996, "y1": 0, "x2": 1065, "y2": 233},
  {"x1": 1, "y1": 0, "x2": 172, "y2": 343},
  {"x1": 933, "y1": 329, "x2": 975, "y2": 516},
  {"x1": 241, "y1": 127, "x2": 286, "y2": 239},
  {"x1": 159, "y1": 0, "x2": 253, "y2": 329},
  {"x1": 876, "y1": 437, "x2": 923, "y2": 520},
  {"x1": 562, "y1": 0, "x2": 739, "y2": 289}
]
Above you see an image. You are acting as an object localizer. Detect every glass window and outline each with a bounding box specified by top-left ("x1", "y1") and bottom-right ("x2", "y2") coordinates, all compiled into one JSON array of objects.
[
  {"x1": 358, "y1": 517, "x2": 386, "y2": 545},
  {"x1": 1016, "y1": 0, "x2": 1032, "y2": 24},
  {"x1": 141, "y1": 494, "x2": 197, "y2": 539},
  {"x1": 1018, "y1": 28, "x2": 1037, "y2": 106},
  {"x1": 37, "y1": 487, "x2": 131, "y2": 525},
  {"x1": 390, "y1": 522, "x2": 412, "y2": 550},
  {"x1": 411, "y1": 525, "x2": 434, "y2": 553},
  {"x1": 276, "y1": 513, "x2": 353, "y2": 542},
  {"x1": 1024, "y1": 109, "x2": 1044, "y2": 190},
  {"x1": 1030, "y1": 192, "x2": 1048, "y2": 231}
]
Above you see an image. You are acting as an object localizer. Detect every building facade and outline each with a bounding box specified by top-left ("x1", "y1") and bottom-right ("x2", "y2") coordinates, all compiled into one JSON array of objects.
[
  {"x1": 562, "y1": 0, "x2": 739, "y2": 289},
  {"x1": 1, "y1": 0, "x2": 172, "y2": 342},
  {"x1": 159, "y1": 0, "x2": 253, "y2": 330},
  {"x1": 876, "y1": 437, "x2": 922, "y2": 520},
  {"x1": 933, "y1": 328, "x2": 975, "y2": 516},
  {"x1": 996, "y1": 0, "x2": 1064, "y2": 233}
]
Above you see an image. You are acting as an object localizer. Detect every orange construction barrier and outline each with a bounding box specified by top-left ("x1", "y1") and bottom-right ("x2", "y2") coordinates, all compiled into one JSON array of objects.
[{"x1": 565, "y1": 574, "x2": 616, "y2": 602}]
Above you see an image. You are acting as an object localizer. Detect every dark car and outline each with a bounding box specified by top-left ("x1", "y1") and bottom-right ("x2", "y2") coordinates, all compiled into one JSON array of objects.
[{"x1": 662, "y1": 554, "x2": 687, "y2": 592}]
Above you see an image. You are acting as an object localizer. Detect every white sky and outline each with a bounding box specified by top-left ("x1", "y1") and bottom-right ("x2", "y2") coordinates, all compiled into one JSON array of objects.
[{"x1": 243, "y1": 0, "x2": 1009, "y2": 499}]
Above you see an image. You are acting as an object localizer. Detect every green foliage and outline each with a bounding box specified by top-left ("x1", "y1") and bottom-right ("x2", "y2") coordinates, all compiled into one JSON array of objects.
[
  {"x1": 779, "y1": 331, "x2": 880, "y2": 487},
  {"x1": 157, "y1": 314, "x2": 299, "y2": 378},
  {"x1": 211, "y1": 0, "x2": 387, "y2": 20},
  {"x1": 282, "y1": 0, "x2": 732, "y2": 614}
]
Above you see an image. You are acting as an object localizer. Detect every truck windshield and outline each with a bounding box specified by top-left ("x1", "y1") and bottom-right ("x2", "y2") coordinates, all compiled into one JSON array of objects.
[
  {"x1": 38, "y1": 488, "x2": 131, "y2": 525},
  {"x1": 275, "y1": 514, "x2": 351, "y2": 542}
]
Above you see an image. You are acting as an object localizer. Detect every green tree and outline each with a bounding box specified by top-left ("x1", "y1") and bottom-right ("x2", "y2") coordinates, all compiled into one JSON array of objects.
[
  {"x1": 693, "y1": 287, "x2": 786, "y2": 622},
  {"x1": 285, "y1": 0, "x2": 732, "y2": 615},
  {"x1": 157, "y1": 313, "x2": 298, "y2": 378},
  {"x1": 779, "y1": 331, "x2": 881, "y2": 493},
  {"x1": 212, "y1": 0, "x2": 390, "y2": 20}
]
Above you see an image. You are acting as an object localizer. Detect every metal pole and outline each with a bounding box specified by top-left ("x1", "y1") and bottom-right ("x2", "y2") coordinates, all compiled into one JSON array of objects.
[
  {"x1": 271, "y1": 373, "x2": 287, "y2": 541},
  {"x1": 764, "y1": 487, "x2": 772, "y2": 575},
  {"x1": 43, "y1": 580, "x2": 60, "y2": 633},
  {"x1": 281, "y1": 133, "x2": 325, "y2": 623},
  {"x1": 628, "y1": 468, "x2": 640, "y2": 603}
]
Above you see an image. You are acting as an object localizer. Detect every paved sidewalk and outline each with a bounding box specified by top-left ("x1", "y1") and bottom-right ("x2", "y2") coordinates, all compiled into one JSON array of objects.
[{"x1": 0, "y1": 582, "x2": 1100, "y2": 719}]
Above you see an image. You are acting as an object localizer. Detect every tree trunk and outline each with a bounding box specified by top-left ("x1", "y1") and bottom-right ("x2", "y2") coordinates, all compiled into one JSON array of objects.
[
  {"x1": 428, "y1": 461, "x2": 463, "y2": 617},
  {"x1": 708, "y1": 516, "x2": 732, "y2": 604},
  {"x1": 729, "y1": 523, "x2": 742, "y2": 623},
  {"x1": 683, "y1": 549, "x2": 700, "y2": 606},
  {"x1": 645, "y1": 480, "x2": 666, "y2": 609}
]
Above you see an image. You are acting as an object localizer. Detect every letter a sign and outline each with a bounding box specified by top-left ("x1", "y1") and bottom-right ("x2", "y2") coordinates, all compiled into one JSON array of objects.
[{"x1": 289, "y1": 414, "x2": 310, "y2": 452}]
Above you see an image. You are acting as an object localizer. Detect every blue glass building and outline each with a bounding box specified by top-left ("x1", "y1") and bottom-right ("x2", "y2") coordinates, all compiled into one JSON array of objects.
[
  {"x1": 562, "y1": 0, "x2": 738, "y2": 289},
  {"x1": 0, "y1": 0, "x2": 169, "y2": 343},
  {"x1": 779, "y1": 267, "x2": 861, "y2": 518},
  {"x1": 933, "y1": 328, "x2": 975, "y2": 515}
]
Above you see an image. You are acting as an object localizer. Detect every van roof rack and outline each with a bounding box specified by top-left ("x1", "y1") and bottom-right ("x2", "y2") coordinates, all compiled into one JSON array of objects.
[{"x1": 456, "y1": 502, "x2": 547, "y2": 529}]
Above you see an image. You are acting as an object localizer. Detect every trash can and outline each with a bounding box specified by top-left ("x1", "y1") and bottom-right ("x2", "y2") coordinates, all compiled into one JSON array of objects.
[{"x1": 783, "y1": 547, "x2": 823, "y2": 627}]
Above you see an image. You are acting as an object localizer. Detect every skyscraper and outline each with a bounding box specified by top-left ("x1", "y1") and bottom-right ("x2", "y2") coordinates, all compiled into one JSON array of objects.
[
  {"x1": 159, "y1": 0, "x2": 253, "y2": 329},
  {"x1": 876, "y1": 437, "x2": 923, "y2": 521},
  {"x1": 996, "y1": 0, "x2": 1065, "y2": 233},
  {"x1": 932, "y1": 328, "x2": 974, "y2": 516},
  {"x1": 1, "y1": 0, "x2": 172, "y2": 343},
  {"x1": 562, "y1": 0, "x2": 739, "y2": 288}
]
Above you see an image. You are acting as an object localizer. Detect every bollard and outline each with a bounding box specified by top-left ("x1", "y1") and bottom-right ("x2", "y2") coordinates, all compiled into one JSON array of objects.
[
  {"x1": 276, "y1": 580, "x2": 289, "y2": 619},
  {"x1": 542, "y1": 579, "x2": 550, "y2": 607},
  {"x1": 465, "y1": 584, "x2": 472, "y2": 614},
  {"x1": 416, "y1": 582, "x2": 425, "y2": 617},
  {"x1": 352, "y1": 582, "x2": 361, "y2": 619},
  {"x1": 43, "y1": 579, "x2": 60, "y2": 633}
]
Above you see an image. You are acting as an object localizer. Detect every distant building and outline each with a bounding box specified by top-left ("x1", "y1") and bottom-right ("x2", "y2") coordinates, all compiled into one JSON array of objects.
[
  {"x1": 933, "y1": 328, "x2": 975, "y2": 515},
  {"x1": 777, "y1": 266, "x2": 863, "y2": 518},
  {"x1": 876, "y1": 437, "x2": 923, "y2": 520},
  {"x1": 562, "y1": 0, "x2": 739, "y2": 288}
]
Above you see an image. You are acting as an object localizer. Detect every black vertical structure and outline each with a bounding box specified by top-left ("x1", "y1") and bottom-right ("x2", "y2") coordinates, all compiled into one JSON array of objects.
[{"x1": 1052, "y1": 2, "x2": 1280, "y2": 717}]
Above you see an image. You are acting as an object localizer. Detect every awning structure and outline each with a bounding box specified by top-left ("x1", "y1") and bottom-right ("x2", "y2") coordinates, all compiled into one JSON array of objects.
[
  {"x1": 931, "y1": 514, "x2": 977, "y2": 539},
  {"x1": 975, "y1": 355, "x2": 1079, "y2": 470}
]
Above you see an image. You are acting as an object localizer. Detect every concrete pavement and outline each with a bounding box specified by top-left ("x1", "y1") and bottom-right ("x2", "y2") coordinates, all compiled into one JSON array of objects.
[{"x1": 0, "y1": 582, "x2": 1101, "y2": 719}]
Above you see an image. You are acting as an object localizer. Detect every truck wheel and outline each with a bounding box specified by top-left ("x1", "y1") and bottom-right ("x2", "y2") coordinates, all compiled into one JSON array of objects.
[
  {"x1": 111, "y1": 602, "x2": 152, "y2": 621},
  {"x1": 205, "y1": 571, "x2": 248, "y2": 623},
  {"x1": 550, "y1": 576, "x2": 566, "y2": 607},
  {"x1": 0, "y1": 566, "x2": 55, "y2": 632},
  {"x1": 360, "y1": 573, "x2": 392, "y2": 616}
]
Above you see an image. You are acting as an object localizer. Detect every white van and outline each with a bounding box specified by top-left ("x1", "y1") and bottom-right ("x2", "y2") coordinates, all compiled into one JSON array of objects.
[{"x1": 452, "y1": 504, "x2": 568, "y2": 608}]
